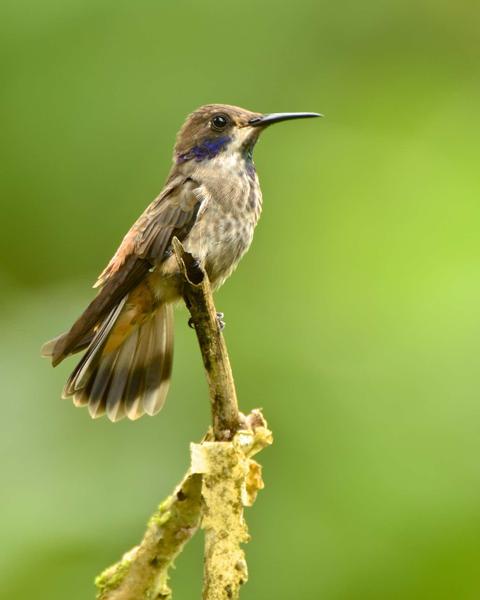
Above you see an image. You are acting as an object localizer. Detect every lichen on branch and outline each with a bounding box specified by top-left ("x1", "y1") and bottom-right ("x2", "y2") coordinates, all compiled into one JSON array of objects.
[
  {"x1": 195, "y1": 411, "x2": 272, "y2": 600},
  {"x1": 95, "y1": 414, "x2": 272, "y2": 600}
]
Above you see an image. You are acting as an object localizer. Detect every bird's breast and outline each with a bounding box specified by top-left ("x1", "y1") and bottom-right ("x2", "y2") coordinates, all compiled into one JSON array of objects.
[{"x1": 184, "y1": 161, "x2": 262, "y2": 288}]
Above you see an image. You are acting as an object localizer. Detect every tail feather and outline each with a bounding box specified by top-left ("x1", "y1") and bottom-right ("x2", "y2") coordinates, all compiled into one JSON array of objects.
[
  {"x1": 82, "y1": 352, "x2": 116, "y2": 415},
  {"x1": 43, "y1": 256, "x2": 150, "y2": 366},
  {"x1": 104, "y1": 326, "x2": 140, "y2": 422},
  {"x1": 143, "y1": 305, "x2": 174, "y2": 416},
  {"x1": 63, "y1": 302, "x2": 174, "y2": 422},
  {"x1": 63, "y1": 299, "x2": 127, "y2": 397},
  {"x1": 123, "y1": 314, "x2": 155, "y2": 419}
]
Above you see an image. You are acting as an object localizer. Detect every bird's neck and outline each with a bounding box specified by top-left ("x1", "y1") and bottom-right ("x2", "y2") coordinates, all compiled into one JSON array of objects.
[
  {"x1": 175, "y1": 133, "x2": 257, "y2": 176},
  {"x1": 176, "y1": 136, "x2": 232, "y2": 164}
]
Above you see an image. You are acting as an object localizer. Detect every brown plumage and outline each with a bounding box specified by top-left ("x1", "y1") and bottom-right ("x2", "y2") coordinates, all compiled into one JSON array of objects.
[{"x1": 42, "y1": 104, "x2": 320, "y2": 421}]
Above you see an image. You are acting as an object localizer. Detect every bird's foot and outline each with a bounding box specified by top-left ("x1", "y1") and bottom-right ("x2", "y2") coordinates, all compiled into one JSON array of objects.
[
  {"x1": 188, "y1": 312, "x2": 225, "y2": 330},
  {"x1": 216, "y1": 312, "x2": 225, "y2": 330}
]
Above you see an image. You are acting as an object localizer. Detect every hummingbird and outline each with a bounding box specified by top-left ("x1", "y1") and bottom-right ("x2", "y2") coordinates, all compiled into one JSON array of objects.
[{"x1": 42, "y1": 104, "x2": 320, "y2": 422}]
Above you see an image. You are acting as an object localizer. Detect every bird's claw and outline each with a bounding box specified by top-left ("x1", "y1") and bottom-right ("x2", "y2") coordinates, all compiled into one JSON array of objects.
[
  {"x1": 216, "y1": 312, "x2": 225, "y2": 330},
  {"x1": 188, "y1": 312, "x2": 225, "y2": 330}
]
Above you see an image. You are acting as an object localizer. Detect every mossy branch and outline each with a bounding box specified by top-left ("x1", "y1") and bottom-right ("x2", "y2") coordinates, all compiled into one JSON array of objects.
[
  {"x1": 96, "y1": 472, "x2": 203, "y2": 600},
  {"x1": 95, "y1": 240, "x2": 272, "y2": 600}
]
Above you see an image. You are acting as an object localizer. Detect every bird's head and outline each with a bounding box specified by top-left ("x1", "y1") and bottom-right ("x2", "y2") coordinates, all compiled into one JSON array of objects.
[{"x1": 174, "y1": 104, "x2": 321, "y2": 165}]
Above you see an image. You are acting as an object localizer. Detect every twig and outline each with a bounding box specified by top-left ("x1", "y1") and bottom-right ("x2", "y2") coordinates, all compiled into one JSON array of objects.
[
  {"x1": 95, "y1": 240, "x2": 272, "y2": 600},
  {"x1": 172, "y1": 237, "x2": 240, "y2": 440}
]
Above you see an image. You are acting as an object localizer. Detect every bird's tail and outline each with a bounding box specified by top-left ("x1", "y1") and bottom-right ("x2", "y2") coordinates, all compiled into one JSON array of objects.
[{"x1": 43, "y1": 301, "x2": 174, "y2": 422}]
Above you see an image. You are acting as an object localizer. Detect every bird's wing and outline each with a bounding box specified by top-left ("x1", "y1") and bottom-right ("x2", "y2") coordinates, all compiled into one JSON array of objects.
[
  {"x1": 48, "y1": 176, "x2": 206, "y2": 364},
  {"x1": 94, "y1": 175, "x2": 203, "y2": 287}
]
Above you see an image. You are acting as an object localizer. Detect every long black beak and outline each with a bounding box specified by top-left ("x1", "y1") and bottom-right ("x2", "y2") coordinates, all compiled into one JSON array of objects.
[{"x1": 249, "y1": 112, "x2": 322, "y2": 127}]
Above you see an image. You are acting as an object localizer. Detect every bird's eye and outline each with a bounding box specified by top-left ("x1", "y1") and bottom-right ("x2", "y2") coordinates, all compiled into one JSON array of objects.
[{"x1": 211, "y1": 114, "x2": 230, "y2": 130}]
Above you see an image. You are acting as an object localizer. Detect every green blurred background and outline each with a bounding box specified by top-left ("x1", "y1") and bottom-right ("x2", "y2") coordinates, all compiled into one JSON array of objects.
[{"x1": 1, "y1": 0, "x2": 480, "y2": 598}]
